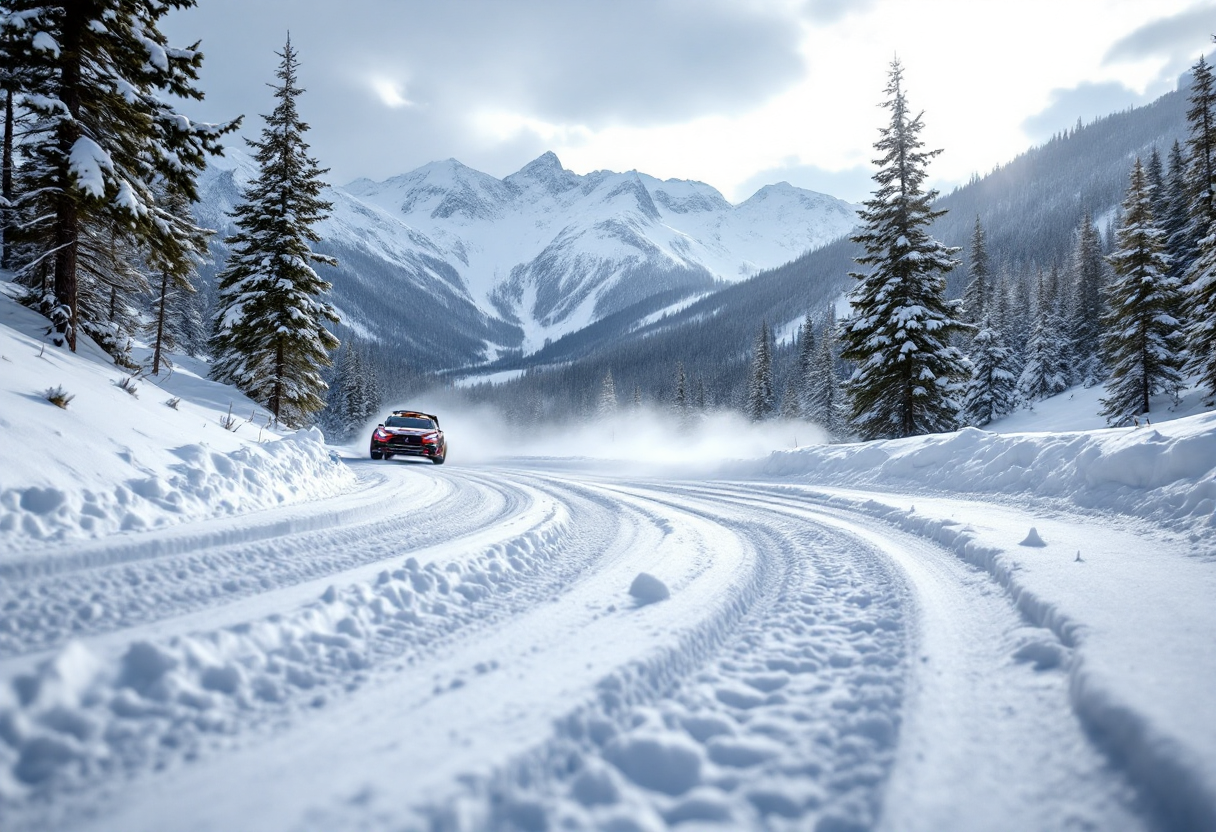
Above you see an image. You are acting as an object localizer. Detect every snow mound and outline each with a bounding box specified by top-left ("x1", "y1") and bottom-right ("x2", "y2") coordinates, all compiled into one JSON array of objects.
[
  {"x1": 1019, "y1": 527, "x2": 1047, "y2": 547},
  {"x1": 628, "y1": 572, "x2": 670, "y2": 604},
  {"x1": 760, "y1": 412, "x2": 1216, "y2": 530}
]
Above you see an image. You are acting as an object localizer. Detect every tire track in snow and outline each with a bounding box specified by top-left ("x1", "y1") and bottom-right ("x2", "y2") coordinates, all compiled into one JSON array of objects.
[
  {"x1": 0, "y1": 469, "x2": 645, "y2": 830},
  {"x1": 0, "y1": 464, "x2": 521, "y2": 658},
  {"x1": 415, "y1": 477, "x2": 912, "y2": 832},
  {"x1": 666, "y1": 480, "x2": 1150, "y2": 832}
]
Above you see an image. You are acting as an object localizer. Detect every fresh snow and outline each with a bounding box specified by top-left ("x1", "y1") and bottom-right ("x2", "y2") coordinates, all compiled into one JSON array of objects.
[
  {"x1": 1, "y1": 280, "x2": 1215, "y2": 831},
  {"x1": 0, "y1": 286, "x2": 355, "y2": 554}
]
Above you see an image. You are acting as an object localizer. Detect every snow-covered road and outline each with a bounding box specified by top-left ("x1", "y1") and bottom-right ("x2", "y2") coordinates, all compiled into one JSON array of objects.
[{"x1": 1, "y1": 455, "x2": 1207, "y2": 831}]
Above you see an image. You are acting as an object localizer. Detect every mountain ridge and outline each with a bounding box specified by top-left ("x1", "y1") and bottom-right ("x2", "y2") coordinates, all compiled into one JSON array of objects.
[{"x1": 194, "y1": 150, "x2": 861, "y2": 368}]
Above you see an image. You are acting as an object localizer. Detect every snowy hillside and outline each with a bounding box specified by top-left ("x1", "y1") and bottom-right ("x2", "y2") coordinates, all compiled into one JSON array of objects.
[
  {"x1": 0, "y1": 284, "x2": 355, "y2": 554},
  {"x1": 195, "y1": 150, "x2": 858, "y2": 364}
]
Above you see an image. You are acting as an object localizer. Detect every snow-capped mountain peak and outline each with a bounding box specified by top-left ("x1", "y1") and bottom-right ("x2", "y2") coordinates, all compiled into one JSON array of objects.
[{"x1": 198, "y1": 150, "x2": 860, "y2": 366}]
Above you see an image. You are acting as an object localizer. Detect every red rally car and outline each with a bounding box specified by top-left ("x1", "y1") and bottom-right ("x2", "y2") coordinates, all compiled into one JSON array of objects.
[{"x1": 369, "y1": 410, "x2": 447, "y2": 465}]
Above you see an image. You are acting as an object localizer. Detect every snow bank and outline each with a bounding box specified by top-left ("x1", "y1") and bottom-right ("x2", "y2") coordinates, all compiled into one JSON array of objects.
[
  {"x1": 0, "y1": 428, "x2": 352, "y2": 551},
  {"x1": 0, "y1": 281, "x2": 356, "y2": 554},
  {"x1": 759, "y1": 414, "x2": 1216, "y2": 531}
]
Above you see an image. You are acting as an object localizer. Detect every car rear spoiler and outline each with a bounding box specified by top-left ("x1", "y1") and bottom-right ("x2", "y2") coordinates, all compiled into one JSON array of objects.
[{"x1": 391, "y1": 410, "x2": 440, "y2": 429}]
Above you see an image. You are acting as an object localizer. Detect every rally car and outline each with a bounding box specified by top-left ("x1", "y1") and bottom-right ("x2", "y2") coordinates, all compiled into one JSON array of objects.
[{"x1": 369, "y1": 410, "x2": 447, "y2": 464}]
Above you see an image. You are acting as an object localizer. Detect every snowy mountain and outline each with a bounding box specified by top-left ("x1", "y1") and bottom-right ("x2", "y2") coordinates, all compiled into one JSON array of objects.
[{"x1": 194, "y1": 151, "x2": 858, "y2": 367}]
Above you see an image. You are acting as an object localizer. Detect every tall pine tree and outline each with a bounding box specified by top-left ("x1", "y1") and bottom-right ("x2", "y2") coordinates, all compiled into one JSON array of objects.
[
  {"x1": 961, "y1": 216, "x2": 990, "y2": 326},
  {"x1": 1068, "y1": 212, "x2": 1107, "y2": 385},
  {"x1": 962, "y1": 315, "x2": 1017, "y2": 427},
  {"x1": 839, "y1": 59, "x2": 967, "y2": 439},
  {"x1": 4, "y1": 1, "x2": 236, "y2": 352},
  {"x1": 1182, "y1": 53, "x2": 1216, "y2": 404},
  {"x1": 1100, "y1": 158, "x2": 1184, "y2": 423},
  {"x1": 210, "y1": 37, "x2": 339, "y2": 426},
  {"x1": 806, "y1": 316, "x2": 844, "y2": 438},
  {"x1": 596, "y1": 369, "x2": 618, "y2": 419},
  {"x1": 745, "y1": 320, "x2": 774, "y2": 422},
  {"x1": 1018, "y1": 269, "x2": 1070, "y2": 403}
]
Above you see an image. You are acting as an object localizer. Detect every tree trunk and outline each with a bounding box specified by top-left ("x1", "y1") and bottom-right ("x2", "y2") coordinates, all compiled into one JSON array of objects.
[
  {"x1": 52, "y1": 4, "x2": 84, "y2": 351},
  {"x1": 2, "y1": 87, "x2": 13, "y2": 271},
  {"x1": 152, "y1": 269, "x2": 168, "y2": 375},
  {"x1": 271, "y1": 339, "x2": 284, "y2": 423}
]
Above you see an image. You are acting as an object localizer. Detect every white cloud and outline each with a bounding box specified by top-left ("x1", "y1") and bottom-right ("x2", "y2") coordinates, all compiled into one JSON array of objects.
[{"x1": 369, "y1": 77, "x2": 413, "y2": 109}]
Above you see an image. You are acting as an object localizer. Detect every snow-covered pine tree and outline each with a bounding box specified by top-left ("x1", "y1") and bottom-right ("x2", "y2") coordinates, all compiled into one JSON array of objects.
[
  {"x1": 146, "y1": 186, "x2": 208, "y2": 375},
  {"x1": 210, "y1": 37, "x2": 339, "y2": 426},
  {"x1": 596, "y1": 369, "x2": 617, "y2": 419},
  {"x1": 806, "y1": 321, "x2": 844, "y2": 438},
  {"x1": 1100, "y1": 158, "x2": 1184, "y2": 423},
  {"x1": 778, "y1": 379, "x2": 801, "y2": 420},
  {"x1": 839, "y1": 59, "x2": 967, "y2": 439},
  {"x1": 1018, "y1": 269, "x2": 1070, "y2": 403},
  {"x1": 1182, "y1": 53, "x2": 1216, "y2": 404},
  {"x1": 4, "y1": 1, "x2": 236, "y2": 353},
  {"x1": 1068, "y1": 212, "x2": 1107, "y2": 385},
  {"x1": 1185, "y1": 55, "x2": 1216, "y2": 253},
  {"x1": 745, "y1": 320, "x2": 774, "y2": 422},
  {"x1": 1163, "y1": 140, "x2": 1191, "y2": 280},
  {"x1": 795, "y1": 312, "x2": 815, "y2": 415},
  {"x1": 962, "y1": 315, "x2": 1017, "y2": 427},
  {"x1": 1146, "y1": 146, "x2": 1166, "y2": 222},
  {"x1": 961, "y1": 216, "x2": 990, "y2": 326},
  {"x1": 672, "y1": 361, "x2": 690, "y2": 427},
  {"x1": 632, "y1": 384, "x2": 642, "y2": 410}
]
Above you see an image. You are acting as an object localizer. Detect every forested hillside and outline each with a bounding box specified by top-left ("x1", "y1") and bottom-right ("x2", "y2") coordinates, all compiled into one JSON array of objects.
[{"x1": 448, "y1": 73, "x2": 1195, "y2": 426}]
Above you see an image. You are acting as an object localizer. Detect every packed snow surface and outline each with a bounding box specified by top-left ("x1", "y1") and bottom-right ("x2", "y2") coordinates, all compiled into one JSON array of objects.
[{"x1": 2, "y1": 289, "x2": 1215, "y2": 830}]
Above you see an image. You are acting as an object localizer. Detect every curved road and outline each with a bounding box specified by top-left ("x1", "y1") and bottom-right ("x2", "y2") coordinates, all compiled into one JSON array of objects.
[{"x1": 0, "y1": 459, "x2": 1151, "y2": 831}]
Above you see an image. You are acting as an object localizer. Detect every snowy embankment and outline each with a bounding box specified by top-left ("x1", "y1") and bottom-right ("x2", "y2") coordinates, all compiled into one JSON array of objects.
[
  {"x1": 741, "y1": 413, "x2": 1216, "y2": 830},
  {"x1": 762, "y1": 413, "x2": 1216, "y2": 531},
  {"x1": 0, "y1": 283, "x2": 355, "y2": 555}
]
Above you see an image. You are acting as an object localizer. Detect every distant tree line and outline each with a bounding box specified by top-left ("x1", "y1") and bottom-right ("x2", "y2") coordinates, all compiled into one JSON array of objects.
[{"x1": 455, "y1": 49, "x2": 1216, "y2": 437}]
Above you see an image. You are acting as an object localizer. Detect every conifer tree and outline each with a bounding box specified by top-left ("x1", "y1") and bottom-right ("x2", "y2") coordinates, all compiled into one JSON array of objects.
[
  {"x1": 210, "y1": 37, "x2": 339, "y2": 426},
  {"x1": 632, "y1": 384, "x2": 642, "y2": 410},
  {"x1": 1184, "y1": 55, "x2": 1216, "y2": 251},
  {"x1": 1146, "y1": 146, "x2": 1166, "y2": 221},
  {"x1": 1068, "y1": 212, "x2": 1107, "y2": 385},
  {"x1": 1100, "y1": 158, "x2": 1184, "y2": 423},
  {"x1": 146, "y1": 186, "x2": 209, "y2": 375},
  {"x1": 1182, "y1": 53, "x2": 1216, "y2": 403},
  {"x1": 1018, "y1": 269, "x2": 1071, "y2": 403},
  {"x1": 4, "y1": 1, "x2": 236, "y2": 352},
  {"x1": 322, "y1": 341, "x2": 381, "y2": 439},
  {"x1": 672, "y1": 361, "x2": 690, "y2": 427},
  {"x1": 596, "y1": 369, "x2": 617, "y2": 419},
  {"x1": 745, "y1": 320, "x2": 774, "y2": 422},
  {"x1": 962, "y1": 315, "x2": 1017, "y2": 427},
  {"x1": 1162, "y1": 140, "x2": 1191, "y2": 280},
  {"x1": 806, "y1": 320, "x2": 844, "y2": 438},
  {"x1": 778, "y1": 379, "x2": 801, "y2": 420},
  {"x1": 839, "y1": 59, "x2": 967, "y2": 439},
  {"x1": 795, "y1": 312, "x2": 816, "y2": 415},
  {"x1": 962, "y1": 216, "x2": 990, "y2": 326}
]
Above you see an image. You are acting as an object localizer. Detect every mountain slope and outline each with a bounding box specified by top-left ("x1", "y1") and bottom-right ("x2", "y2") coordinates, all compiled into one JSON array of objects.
[{"x1": 193, "y1": 151, "x2": 859, "y2": 372}]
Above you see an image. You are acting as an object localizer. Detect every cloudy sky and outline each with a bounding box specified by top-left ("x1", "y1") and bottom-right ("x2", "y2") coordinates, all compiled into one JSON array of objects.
[{"x1": 164, "y1": 0, "x2": 1214, "y2": 204}]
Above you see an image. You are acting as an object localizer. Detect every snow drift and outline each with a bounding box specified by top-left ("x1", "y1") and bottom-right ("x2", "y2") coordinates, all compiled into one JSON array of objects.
[{"x1": 759, "y1": 414, "x2": 1216, "y2": 531}]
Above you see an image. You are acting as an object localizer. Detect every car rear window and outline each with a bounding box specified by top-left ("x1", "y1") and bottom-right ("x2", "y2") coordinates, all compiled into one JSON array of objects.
[{"x1": 385, "y1": 416, "x2": 435, "y2": 429}]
